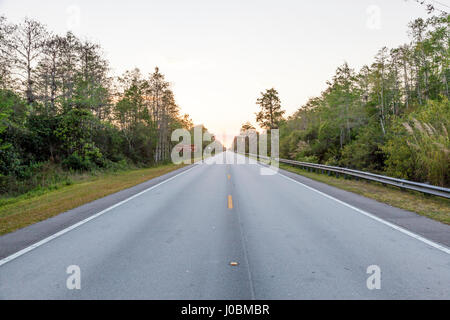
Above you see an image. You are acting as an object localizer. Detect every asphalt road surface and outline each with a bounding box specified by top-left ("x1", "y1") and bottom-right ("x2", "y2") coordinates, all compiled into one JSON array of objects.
[{"x1": 0, "y1": 152, "x2": 449, "y2": 299}]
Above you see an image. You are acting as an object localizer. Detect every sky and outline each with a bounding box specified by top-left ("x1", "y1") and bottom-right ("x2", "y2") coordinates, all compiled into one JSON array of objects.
[{"x1": 1, "y1": 0, "x2": 447, "y2": 146}]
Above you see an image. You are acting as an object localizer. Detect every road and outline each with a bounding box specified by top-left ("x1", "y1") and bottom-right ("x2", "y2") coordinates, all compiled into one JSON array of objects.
[{"x1": 0, "y1": 152, "x2": 449, "y2": 299}]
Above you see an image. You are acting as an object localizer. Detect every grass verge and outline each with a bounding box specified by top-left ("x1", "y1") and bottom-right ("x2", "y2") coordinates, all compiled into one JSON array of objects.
[{"x1": 0, "y1": 163, "x2": 186, "y2": 235}]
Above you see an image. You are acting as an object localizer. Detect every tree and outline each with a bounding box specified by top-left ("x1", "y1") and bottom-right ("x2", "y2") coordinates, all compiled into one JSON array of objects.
[
  {"x1": 35, "y1": 34, "x2": 65, "y2": 115},
  {"x1": 255, "y1": 88, "x2": 285, "y2": 129},
  {"x1": 0, "y1": 16, "x2": 15, "y2": 89},
  {"x1": 9, "y1": 18, "x2": 48, "y2": 104},
  {"x1": 240, "y1": 121, "x2": 255, "y2": 132},
  {"x1": 73, "y1": 40, "x2": 110, "y2": 119},
  {"x1": 242, "y1": 13, "x2": 450, "y2": 187},
  {"x1": 59, "y1": 32, "x2": 80, "y2": 110},
  {"x1": 55, "y1": 109, "x2": 103, "y2": 169},
  {"x1": 114, "y1": 68, "x2": 152, "y2": 162},
  {"x1": 0, "y1": 16, "x2": 206, "y2": 196},
  {"x1": 147, "y1": 67, "x2": 170, "y2": 162}
]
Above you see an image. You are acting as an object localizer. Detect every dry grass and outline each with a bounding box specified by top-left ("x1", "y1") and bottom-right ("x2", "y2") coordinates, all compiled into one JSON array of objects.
[
  {"x1": 278, "y1": 163, "x2": 450, "y2": 225},
  {"x1": 0, "y1": 163, "x2": 185, "y2": 235}
]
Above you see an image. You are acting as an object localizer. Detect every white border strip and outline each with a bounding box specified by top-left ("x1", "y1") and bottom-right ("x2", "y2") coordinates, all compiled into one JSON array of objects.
[
  {"x1": 259, "y1": 162, "x2": 450, "y2": 255},
  {"x1": 0, "y1": 164, "x2": 200, "y2": 267}
]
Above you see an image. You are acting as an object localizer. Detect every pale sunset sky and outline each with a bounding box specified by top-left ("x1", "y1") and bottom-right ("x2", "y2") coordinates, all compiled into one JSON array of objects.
[{"x1": 1, "y1": 0, "x2": 445, "y2": 146}]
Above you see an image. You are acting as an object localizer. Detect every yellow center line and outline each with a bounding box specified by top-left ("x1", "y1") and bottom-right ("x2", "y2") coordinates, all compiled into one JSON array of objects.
[{"x1": 228, "y1": 195, "x2": 233, "y2": 209}]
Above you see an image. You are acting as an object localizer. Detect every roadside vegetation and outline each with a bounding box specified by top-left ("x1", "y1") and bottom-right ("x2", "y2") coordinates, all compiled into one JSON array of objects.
[
  {"x1": 236, "y1": 13, "x2": 450, "y2": 223},
  {"x1": 0, "y1": 163, "x2": 186, "y2": 235},
  {"x1": 0, "y1": 16, "x2": 219, "y2": 200},
  {"x1": 234, "y1": 14, "x2": 449, "y2": 188},
  {"x1": 0, "y1": 16, "x2": 223, "y2": 234}
]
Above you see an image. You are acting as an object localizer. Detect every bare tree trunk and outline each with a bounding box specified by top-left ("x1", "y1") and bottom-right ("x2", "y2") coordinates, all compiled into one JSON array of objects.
[{"x1": 403, "y1": 58, "x2": 409, "y2": 110}]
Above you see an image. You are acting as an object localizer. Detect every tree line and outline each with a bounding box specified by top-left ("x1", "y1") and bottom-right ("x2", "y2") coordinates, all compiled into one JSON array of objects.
[
  {"x1": 235, "y1": 14, "x2": 449, "y2": 187},
  {"x1": 0, "y1": 16, "x2": 208, "y2": 195}
]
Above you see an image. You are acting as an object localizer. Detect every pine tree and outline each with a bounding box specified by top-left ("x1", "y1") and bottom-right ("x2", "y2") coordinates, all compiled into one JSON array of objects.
[{"x1": 255, "y1": 88, "x2": 285, "y2": 129}]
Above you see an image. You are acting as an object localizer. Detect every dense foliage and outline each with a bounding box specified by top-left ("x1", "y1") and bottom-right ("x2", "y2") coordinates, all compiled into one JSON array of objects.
[
  {"x1": 240, "y1": 14, "x2": 449, "y2": 187},
  {"x1": 0, "y1": 17, "x2": 202, "y2": 195}
]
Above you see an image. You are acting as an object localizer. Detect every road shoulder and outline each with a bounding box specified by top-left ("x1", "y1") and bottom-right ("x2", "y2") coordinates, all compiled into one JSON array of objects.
[
  {"x1": 275, "y1": 165, "x2": 450, "y2": 248},
  {"x1": 0, "y1": 164, "x2": 197, "y2": 260}
]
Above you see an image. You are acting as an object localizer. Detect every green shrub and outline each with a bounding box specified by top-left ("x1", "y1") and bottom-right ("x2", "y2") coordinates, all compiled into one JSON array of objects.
[
  {"x1": 62, "y1": 152, "x2": 94, "y2": 171},
  {"x1": 383, "y1": 98, "x2": 449, "y2": 186}
]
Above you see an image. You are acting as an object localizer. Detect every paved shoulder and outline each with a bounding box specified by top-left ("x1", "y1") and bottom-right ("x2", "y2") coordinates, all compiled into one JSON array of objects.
[
  {"x1": 0, "y1": 164, "x2": 197, "y2": 260},
  {"x1": 275, "y1": 165, "x2": 450, "y2": 248}
]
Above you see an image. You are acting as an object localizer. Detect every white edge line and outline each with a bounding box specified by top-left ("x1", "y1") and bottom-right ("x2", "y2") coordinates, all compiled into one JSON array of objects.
[
  {"x1": 256, "y1": 161, "x2": 450, "y2": 255},
  {"x1": 0, "y1": 163, "x2": 200, "y2": 267}
]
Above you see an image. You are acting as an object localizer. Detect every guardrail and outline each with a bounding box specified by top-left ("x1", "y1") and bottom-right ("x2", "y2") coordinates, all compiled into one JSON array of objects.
[{"x1": 245, "y1": 153, "x2": 450, "y2": 199}]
